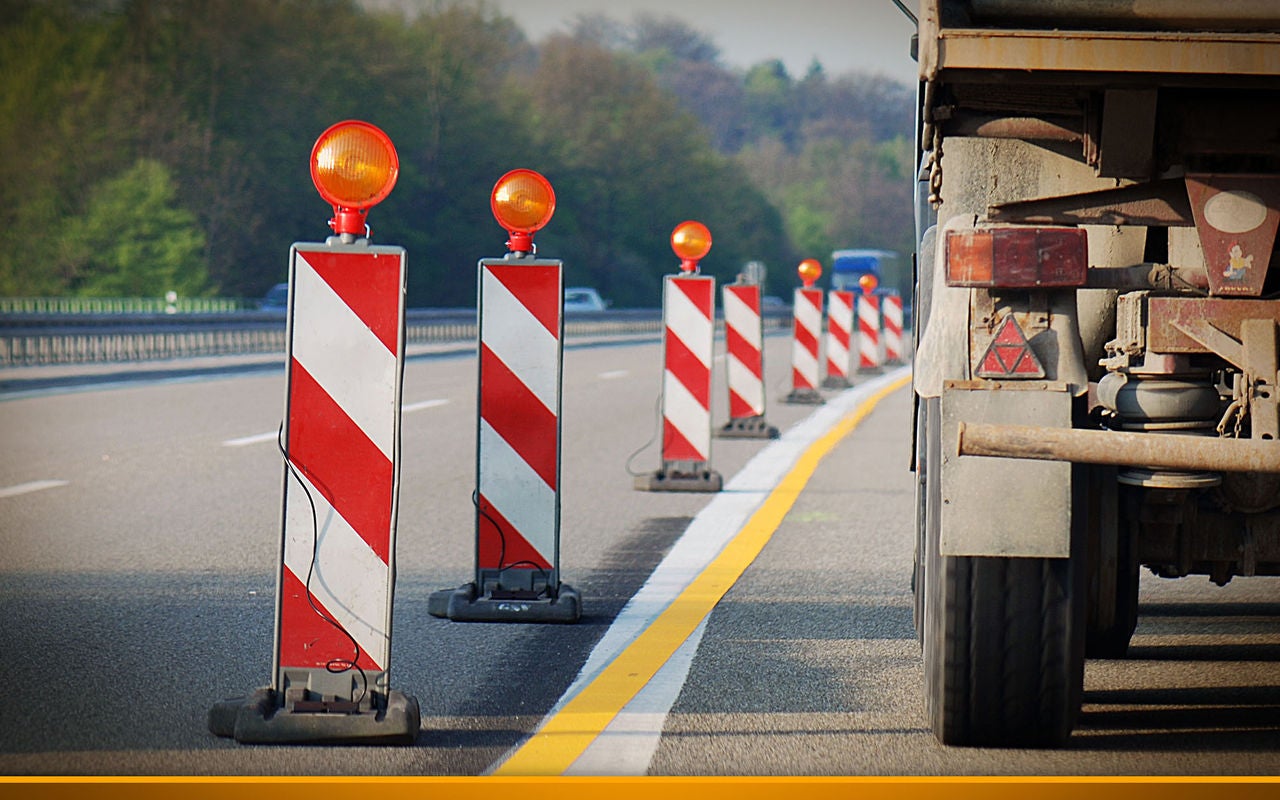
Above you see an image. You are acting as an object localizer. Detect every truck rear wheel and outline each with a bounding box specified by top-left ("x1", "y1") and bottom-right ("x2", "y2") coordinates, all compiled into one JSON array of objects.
[{"x1": 920, "y1": 399, "x2": 1084, "y2": 747}]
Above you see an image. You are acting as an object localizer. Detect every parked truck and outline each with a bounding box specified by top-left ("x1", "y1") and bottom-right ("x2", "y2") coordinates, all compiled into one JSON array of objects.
[{"x1": 910, "y1": 0, "x2": 1280, "y2": 746}]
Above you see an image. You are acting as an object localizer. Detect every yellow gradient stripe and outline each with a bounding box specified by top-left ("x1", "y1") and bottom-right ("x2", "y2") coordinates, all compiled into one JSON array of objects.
[{"x1": 494, "y1": 373, "x2": 913, "y2": 775}]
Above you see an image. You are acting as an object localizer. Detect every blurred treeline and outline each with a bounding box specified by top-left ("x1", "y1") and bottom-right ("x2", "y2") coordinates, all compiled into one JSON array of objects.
[{"x1": 0, "y1": 0, "x2": 915, "y2": 307}]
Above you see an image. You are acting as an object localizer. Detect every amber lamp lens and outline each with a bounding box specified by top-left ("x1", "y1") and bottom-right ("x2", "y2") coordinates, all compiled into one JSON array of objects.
[
  {"x1": 491, "y1": 169, "x2": 556, "y2": 233},
  {"x1": 311, "y1": 121, "x2": 398, "y2": 208},
  {"x1": 797, "y1": 258, "x2": 822, "y2": 286},
  {"x1": 671, "y1": 220, "x2": 713, "y2": 261}
]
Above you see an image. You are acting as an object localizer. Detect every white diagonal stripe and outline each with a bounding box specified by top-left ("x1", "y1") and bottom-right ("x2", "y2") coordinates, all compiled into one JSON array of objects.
[
  {"x1": 723, "y1": 288, "x2": 761, "y2": 350},
  {"x1": 292, "y1": 254, "x2": 398, "y2": 461},
  {"x1": 665, "y1": 278, "x2": 713, "y2": 369},
  {"x1": 664, "y1": 368, "x2": 711, "y2": 459},
  {"x1": 827, "y1": 291, "x2": 854, "y2": 333},
  {"x1": 793, "y1": 336, "x2": 820, "y2": 386},
  {"x1": 882, "y1": 296, "x2": 903, "y2": 328},
  {"x1": 479, "y1": 419, "x2": 557, "y2": 561},
  {"x1": 727, "y1": 353, "x2": 765, "y2": 415},
  {"x1": 283, "y1": 470, "x2": 391, "y2": 667},
  {"x1": 794, "y1": 288, "x2": 822, "y2": 335},
  {"x1": 827, "y1": 331, "x2": 850, "y2": 368},
  {"x1": 481, "y1": 268, "x2": 559, "y2": 414}
]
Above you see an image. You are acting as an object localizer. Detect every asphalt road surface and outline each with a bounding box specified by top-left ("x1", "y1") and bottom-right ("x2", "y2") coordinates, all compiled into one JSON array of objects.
[{"x1": 1, "y1": 337, "x2": 1277, "y2": 777}]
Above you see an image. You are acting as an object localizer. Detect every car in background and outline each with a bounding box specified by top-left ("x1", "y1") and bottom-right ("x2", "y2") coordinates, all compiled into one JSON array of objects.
[
  {"x1": 563, "y1": 286, "x2": 609, "y2": 313},
  {"x1": 259, "y1": 283, "x2": 289, "y2": 311}
]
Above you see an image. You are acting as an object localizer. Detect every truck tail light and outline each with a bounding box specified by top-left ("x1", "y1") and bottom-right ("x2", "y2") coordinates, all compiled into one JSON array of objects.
[{"x1": 945, "y1": 227, "x2": 1087, "y2": 288}]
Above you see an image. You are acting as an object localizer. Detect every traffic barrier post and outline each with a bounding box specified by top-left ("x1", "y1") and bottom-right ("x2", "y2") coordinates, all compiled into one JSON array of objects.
[
  {"x1": 636, "y1": 221, "x2": 723, "y2": 492},
  {"x1": 719, "y1": 278, "x2": 779, "y2": 439},
  {"x1": 857, "y1": 291, "x2": 883, "y2": 372},
  {"x1": 429, "y1": 169, "x2": 580, "y2": 623},
  {"x1": 784, "y1": 259, "x2": 825, "y2": 405},
  {"x1": 882, "y1": 293, "x2": 905, "y2": 364},
  {"x1": 210, "y1": 121, "x2": 419, "y2": 745},
  {"x1": 822, "y1": 288, "x2": 855, "y2": 389}
]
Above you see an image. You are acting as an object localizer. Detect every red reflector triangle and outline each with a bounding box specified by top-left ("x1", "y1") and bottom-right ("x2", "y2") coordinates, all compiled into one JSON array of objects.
[{"x1": 976, "y1": 316, "x2": 1045, "y2": 378}]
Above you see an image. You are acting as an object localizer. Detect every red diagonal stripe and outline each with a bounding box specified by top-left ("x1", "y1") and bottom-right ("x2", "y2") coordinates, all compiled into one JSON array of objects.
[
  {"x1": 477, "y1": 492, "x2": 553, "y2": 570},
  {"x1": 666, "y1": 327, "x2": 711, "y2": 409},
  {"x1": 794, "y1": 318, "x2": 820, "y2": 356},
  {"x1": 726, "y1": 285, "x2": 760, "y2": 312},
  {"x1": 798, "y1": 288, "x2": 823, "y2": 313},
  {"x1": 672, "y1": 275, "x2": 713, "y2": 316},
  {"x1": 287, "y1": 359, "x2": 393, "y2": 563},
  {"x1": 829, "y1": 322, "x2": 851, "y2": 348},
  {"x1": 480, "y1": 343, "x2": 558, "y2": 489},
  {"x1": 793, "y1": 366, "x2": 815, "y2": 391},
  {"x1": 729, "y1": 387, "x2": 757, "y2": 419},
  {"x1": 487, "y1": 263, "x2": 560, "y2": 337},
  {"x1": 278, "y1": 567, "x2": 384, "y2": 671},
  {"x1": 299, "y1": 250, "x2": 401, "y2": 355},
  {"x1": 663, "y1": 417, "x2": 705, "y2": 462},
  {"x1": 726, "y1": 324, "x2": 763, "y2": 381}
]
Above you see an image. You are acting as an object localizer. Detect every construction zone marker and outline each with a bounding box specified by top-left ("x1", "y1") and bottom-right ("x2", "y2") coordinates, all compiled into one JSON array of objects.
[
  {"x1": 823, "y1": 288, "x2": 855, "y2": 389},
  {"x1": 720, "y1": 281, "x2": 778, "y2": 439},
  {"x1": 636, "y1": 221, "x2": 723, "y2": 492},
  {"x1": 430, "y1": 169, "x2": 580, "y2": 623},
  {"x1": 210, "y1": 120, "x2": 419, "y2": 745},
  {"x1": 784, "y1": 258, "x2": 825, "y2": 404}
]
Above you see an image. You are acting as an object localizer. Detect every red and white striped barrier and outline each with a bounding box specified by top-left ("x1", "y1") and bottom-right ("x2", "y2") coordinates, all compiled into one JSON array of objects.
[
  {"x1": 858, "y1": 292, "x2": 883, "y2": 371},
  {"x1": 720, "y1": 283, "x2": 778, "y2": 439},
  {"x1": 823, "y1": 289, "x2": 855, "y2": 388},
  {"x1": 882, "y1": 293, "x2": 904, "y2": 364},
  {"x1": 431, "y1": 257, "x2": 580, "y2": 623},
  {"x1": 637, "y1": 273, "x2": 723, "y2": 491},
  {"x1": 210, "y1": 240, "x2": 419, "y2": 744},
  {"x1": 785, "y1": 286, "x2": 824, "y2": 403}
]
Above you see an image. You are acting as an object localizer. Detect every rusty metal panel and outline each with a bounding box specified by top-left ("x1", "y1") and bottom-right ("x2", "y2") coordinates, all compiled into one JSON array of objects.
[
  {"x1": 988, "y1": 179, "x2": 1193, "y2": 226},
  {"x1": 1186, "y1": 175, "x2": 1280, "y2": 298},
  {"x1": 935, "y1": 29, "x2": 1280, "y2": 77},
  {"x1": 941, "y1": 383, "x2": 1073, "y2": 557},
  {"x1": 1148, "y1": 296, "x2": 1280, "y2": 354}
]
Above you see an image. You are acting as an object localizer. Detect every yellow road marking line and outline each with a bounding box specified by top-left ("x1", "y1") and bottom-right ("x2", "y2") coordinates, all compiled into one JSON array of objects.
[{"x1": 493, "y1": 373, "x2": 913, "y2": 775}]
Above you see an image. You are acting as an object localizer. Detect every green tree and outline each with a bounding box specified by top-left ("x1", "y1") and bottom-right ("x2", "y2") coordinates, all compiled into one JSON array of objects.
[
  {"x1": 59, "y1": 159, "x2": 209, "y2": 297},
  {"x1": 519, "y1": 35, "x2": 788, "y2": 306}
]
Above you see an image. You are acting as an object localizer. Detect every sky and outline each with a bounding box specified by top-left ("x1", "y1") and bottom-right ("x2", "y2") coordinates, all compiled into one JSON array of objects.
[{"x1": 482, "y1": 0, "x2": 921, "y2": 86}]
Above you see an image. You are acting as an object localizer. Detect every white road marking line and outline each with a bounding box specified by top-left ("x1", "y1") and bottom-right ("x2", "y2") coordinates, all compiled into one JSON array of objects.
[
  {"x1": 222, "y1": 399, "x2": 449, "y2": 447},
  {"x1": 506, "y1": 367, "x2": 912, "y2": 776},
  {"x1": 598, "y1": 370, "x2": 629, "y2": 380},
  {"x1": 222, "y1": 431, "x2": 279, "y2": 448},
  {"x1": 403, "y1": 398, "x2": 450, "y2": 413},
  {"x1": 0, "y1": 480, "x2": 69, "y2": 499}
]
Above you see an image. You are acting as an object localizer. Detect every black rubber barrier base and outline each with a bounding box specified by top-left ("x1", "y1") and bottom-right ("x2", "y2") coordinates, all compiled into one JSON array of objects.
[
  {"x1": 822, "y1": 376, "x2": 851, "y2": 390},
  {"x1": 208, "y1": 688, "x2": 419, "y2": 745},
  {"x1": 427, "y1": 581, "x2": 582, "y2": 623},
  {"x1": 717, "y1": 415, "x2": 780, "y2": 440},
  {"x1": 783, "y1": 388, "x2": 825, "y2": 405},
  {"x1": 634, "y1": 468, "x2": 724, "y2": 493}
]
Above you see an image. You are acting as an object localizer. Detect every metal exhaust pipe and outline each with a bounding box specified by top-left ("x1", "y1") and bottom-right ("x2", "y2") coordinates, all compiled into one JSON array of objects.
[{"x1": 957, "y1": 422, "x2": 1280, "y2": 474}]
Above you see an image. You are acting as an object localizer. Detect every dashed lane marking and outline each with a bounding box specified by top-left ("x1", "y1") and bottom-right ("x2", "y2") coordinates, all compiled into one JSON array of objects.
[{"x1": 0, "y1": 480, "x2": 70, "y2": 499}]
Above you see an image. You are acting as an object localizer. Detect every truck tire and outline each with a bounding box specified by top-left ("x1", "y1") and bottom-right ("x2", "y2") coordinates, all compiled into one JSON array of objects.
[
  {"x1": 920, "y1": 399, "x2": 1085, "y2": 747},
  {"x1": 1084, "y1": 469, "x2": 1138, "y2": 658}
]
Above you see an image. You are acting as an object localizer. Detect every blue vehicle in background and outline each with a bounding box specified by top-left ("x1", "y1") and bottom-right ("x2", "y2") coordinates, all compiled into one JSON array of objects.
[{"x1": 830, "y1": 248, "x2": 898, "y2": 294}]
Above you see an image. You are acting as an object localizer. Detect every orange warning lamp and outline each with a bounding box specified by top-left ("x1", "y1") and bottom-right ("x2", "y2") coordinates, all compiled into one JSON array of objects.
[
  {"x1": 310, "y1": 120, "x2": 399, "y2": 236},
  {"x1": 859, "y1": 272, "x2": 879, "y2": 295},
  {"x1": 491, "y1": 169, "x2": 556, "y2": 253},
  {"x1": 797, "y1": 258, "x2": 822, "y2": 287},
  {"x1": 671, "y1": 220, "x2": 712, "y2": 273}
]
